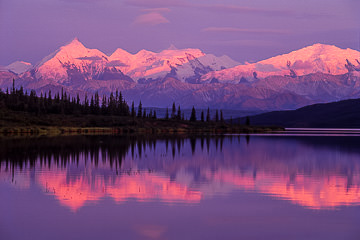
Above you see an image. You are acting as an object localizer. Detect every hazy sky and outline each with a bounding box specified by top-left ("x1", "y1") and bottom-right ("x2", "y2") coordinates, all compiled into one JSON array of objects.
[{"x1": 0, "y1": 0, "x2": 359, "y2": 65}]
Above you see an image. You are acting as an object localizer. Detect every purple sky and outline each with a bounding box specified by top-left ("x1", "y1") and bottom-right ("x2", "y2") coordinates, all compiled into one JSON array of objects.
[{"x1": 0, "y1": 0, "x2": 359, "y2": 66}]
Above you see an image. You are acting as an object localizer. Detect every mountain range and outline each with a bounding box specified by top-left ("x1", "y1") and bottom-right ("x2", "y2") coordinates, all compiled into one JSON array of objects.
[{"x1": 0, "y1": 38, "x2": 359, "y2": 110}]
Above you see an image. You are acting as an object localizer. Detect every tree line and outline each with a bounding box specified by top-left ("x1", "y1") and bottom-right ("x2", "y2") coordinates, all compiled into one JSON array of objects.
[
  {"x1": 0, "y1": 80, "x2": 130, "y2": 116},
  {"x1": 0, "y1": 79, "x2": 231, "y2": 123}
]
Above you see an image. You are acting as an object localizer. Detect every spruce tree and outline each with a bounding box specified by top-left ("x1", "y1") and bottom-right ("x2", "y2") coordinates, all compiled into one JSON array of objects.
[
  {"x1": 201, "y1": 111, "x2": 204, "y2": 122},
  {"x1": 149, "y1": 109, "x2": 153, "y2": 118},
  {"x1": 177, "y1": 105, "x2": 181, "y2": 120},
  {"x1": 220, "y1": 110, "x2": 224, "y2": 123},
  {"x1": 171, "y1": 102, "x2": 176, "y2": 119},
  {"x1": 131, "y1": 101, "x2": 135, "y2": 118},
  {"x1": 101, "y1": 95, "x2": 107, "y2": 115},
  {"x1": 190, "y1": 106, "x2": 197, "y2": 122},
  {"x1": 215, "y1": 109, "x2": 219, "y2": 122},
  {"x1": 90, "y1": 96, "x2": 95, "y2": 114},
  {"x1": 137, "y1": 101, "x2": 142, "y2": 118},
  {"x1": 12, "y1": 79, "x2": 15, "y2": 94},
  {"x1": 118, "y1": 91, "x2": 124, "y2": 115},
  {"x1": 94, "y1": 92, "x2": 100, "y2": 114},
  {"x1": 108, "y1": 92, "x2": 116, "y2": 115},
  {"x1": 143, "y1": 108, "x2": 147, "y2": 118},
  {"x1": 47, "y1": 90, "x2": 52, "y2": 107},
  {"x1": 206, "y1": 107, "x2": 210, "y2": 122},
  {"x1": 76, "y1": 94, "x2": 80, "y2": 105},
  {"x1": 29, "y1": 90, "x2": 37, "y2": 113},
  {"x1": 84, "y1": 93, "x2": 89, "y2": 114}
]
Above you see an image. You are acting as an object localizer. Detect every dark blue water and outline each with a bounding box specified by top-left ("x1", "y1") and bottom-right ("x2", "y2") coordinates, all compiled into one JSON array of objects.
[{"x1": 1, "y1": 135, "x2": 360, "y2": 240}]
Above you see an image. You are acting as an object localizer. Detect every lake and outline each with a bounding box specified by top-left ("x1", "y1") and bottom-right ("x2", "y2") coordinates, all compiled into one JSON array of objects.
[{"x1": 1, "y1": 134, "x2": 360, "y2": 240}]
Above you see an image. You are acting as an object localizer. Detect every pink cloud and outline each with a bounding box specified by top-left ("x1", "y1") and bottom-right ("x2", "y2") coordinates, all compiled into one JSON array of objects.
[
  {"x1": 202, "y1": 39, "x2": 277, "y2": 47},
  {"x1": 126, "y1": 1, "x2": 292, "y2": 16},
  {"x1": 141, "y1": 8, "x2": 171, "y2": 13},
  {"x1": 199, "y1": 4, "x2": 293, "y2": 16},
  {"x1": 202, "y1": 27, "x2": 289, "y2": 35},
  {"x1": 134, "y1": 12, "x2": 170, "y2": 25},
  {"x1": 126, "y1": 0, "x2": 183, "y2": 7}
]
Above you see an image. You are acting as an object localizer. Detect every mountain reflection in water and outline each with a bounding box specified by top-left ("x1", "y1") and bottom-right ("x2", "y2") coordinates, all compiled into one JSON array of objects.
[{"x1": 1, "y1": 135, "x2": 360, "y2": 211}]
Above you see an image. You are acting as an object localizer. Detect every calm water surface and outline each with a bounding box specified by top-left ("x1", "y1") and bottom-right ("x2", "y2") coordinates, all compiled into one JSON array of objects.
[{"x1": 1, "y1": 135, "x2": 360, "y2": 240}]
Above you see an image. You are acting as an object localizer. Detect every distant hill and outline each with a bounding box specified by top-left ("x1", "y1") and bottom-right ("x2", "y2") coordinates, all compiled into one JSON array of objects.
[{"x1": 238, "y1": 98, "x2": 360, "y2": 128}]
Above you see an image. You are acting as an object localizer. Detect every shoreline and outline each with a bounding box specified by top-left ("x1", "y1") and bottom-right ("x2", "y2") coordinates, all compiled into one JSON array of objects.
[
  {"x1": 0, "y1": 109, "x2": 284, "y2": 137},
  {"x1": 0, "y1": 125, "x2": 284, "y2": 137}
]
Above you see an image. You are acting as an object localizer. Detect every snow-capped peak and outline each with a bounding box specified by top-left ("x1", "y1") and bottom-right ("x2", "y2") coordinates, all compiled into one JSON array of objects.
[
  {"x1": 107, "y1": 47, "x2": 207, "y2": 81},
  {"x1": 108, "y1": 48, "x2": 133, "y2": 67},
  {"x1": 110, "y1": 48, "x2": 132, "y2": 59},
  {"x1": 33, "y1": 38, "x2": 223, "y2": 83},
  {"x1": 261, "y1": 43, "x2": 359, "y2": 67},
  {"x1": 57, "y1": 37, "x2": 106, "y2": 59},
  {"x1": 135, "y1": 49, "x2": 156, "y2": 57},
  {"x1": 54, "y1": 37, "x2": 85, "y2": 52},
  {"x1": 201, "y1": 43, "x2": 360, "y2": 83},
  {"x1": 6, "y1": 61, "x2": 33, "y2": 74},
  {"x1": 256, "y1": 43, "x2": 360, "y2": 76},
  {"x1": 37, "y1": 37, "x2": 108, "y2": 67},
  {"x1": 35, "y1": 38, "x2": 109, "y2": 83},
  {"x1": 67, "y1": 37, "x2": 83, "y2": 47}
]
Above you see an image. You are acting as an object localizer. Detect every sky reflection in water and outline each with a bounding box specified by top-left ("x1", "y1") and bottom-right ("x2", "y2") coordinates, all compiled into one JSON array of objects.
[{"x1": 1, "y1": 135, "x2": 360, "y2": 240}]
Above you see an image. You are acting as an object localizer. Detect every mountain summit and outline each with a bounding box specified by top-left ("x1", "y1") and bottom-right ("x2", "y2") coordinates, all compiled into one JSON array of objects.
[
  {"x1": 31, "y1": 38, "x2": 238, "y2": 84},
  {"x1": 201, "y1": 43, "x2": 360, "y2": 83},
  {"x1": 35, "y1": 38, "x2": 109, "y2": 84}
]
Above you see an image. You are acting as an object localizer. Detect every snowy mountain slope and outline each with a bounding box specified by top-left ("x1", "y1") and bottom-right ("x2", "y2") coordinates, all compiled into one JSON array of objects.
[
  {"x1": 5, "y1": 61, "x2": 33, "y2": 74},
  {"x1": 0, "y1": 71, "x2": 18, "y2": 87},
  {"x1": 27, "y1": 38, "x2": 238, "y2": 84},
  {"x1": 35, "y1": 38, "x2": 112, "y2": 84},
  {"x1": 174, "y1": 54, "x2": 239, "y2": 83},
  {"x1": 109, "y1": 47, "x2": 207, "y2": 81},
  {"x1": 201, "y1": 44, "x2": 360, "y2": 83}
]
